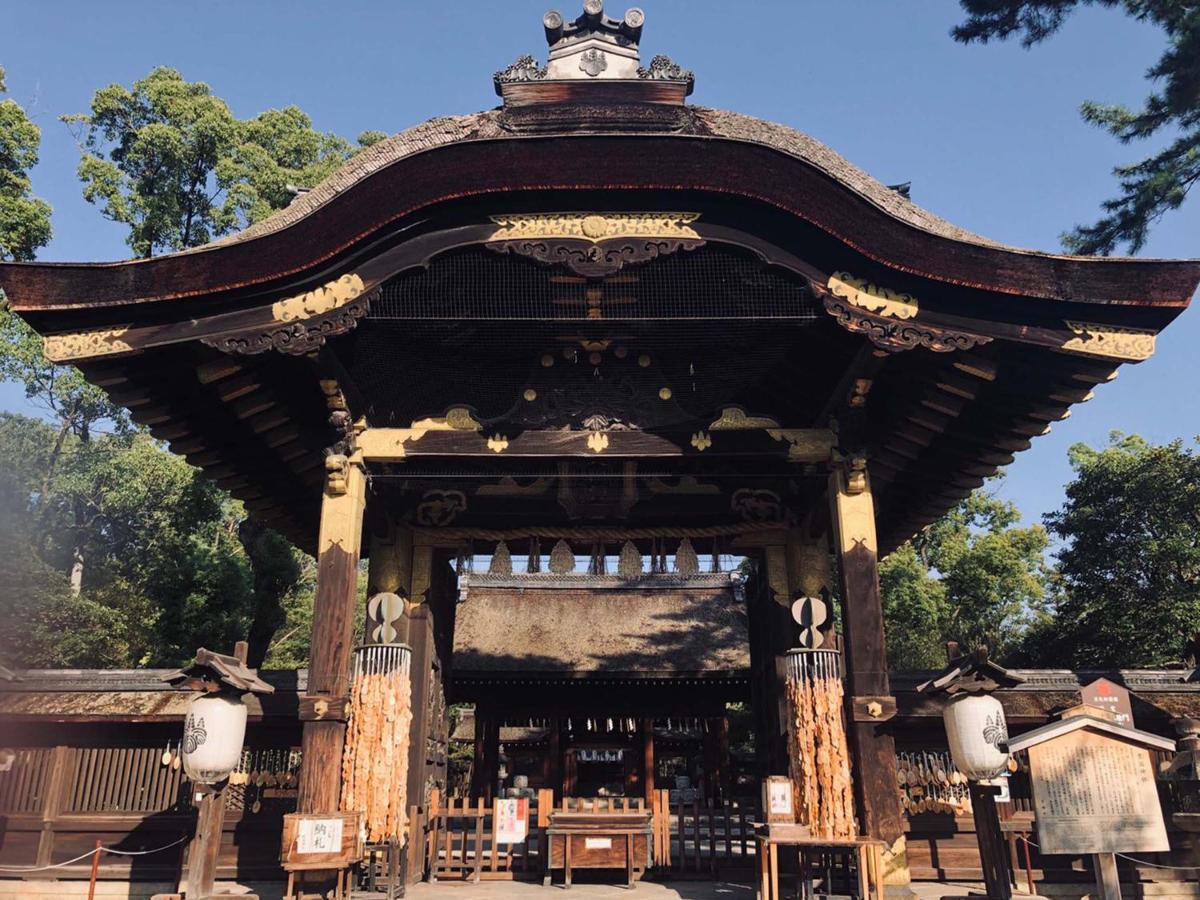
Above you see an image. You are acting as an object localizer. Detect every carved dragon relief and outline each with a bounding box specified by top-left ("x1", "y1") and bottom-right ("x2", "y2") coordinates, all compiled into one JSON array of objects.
[
  {"x1": 485, "y1": 212, "x2": 704, "y2": 277},
  {"x1": 204, "y1": 274, "x2": 376, "y2": 356}
]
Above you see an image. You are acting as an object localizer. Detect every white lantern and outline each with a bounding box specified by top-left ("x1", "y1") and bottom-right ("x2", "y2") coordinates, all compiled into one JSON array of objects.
[
  {"x1": 181, "y1": 693, "x2": 247, "y2": 784},
  {"x1": 943, "y1": 693, "x2": 1010, "y2": 780}
]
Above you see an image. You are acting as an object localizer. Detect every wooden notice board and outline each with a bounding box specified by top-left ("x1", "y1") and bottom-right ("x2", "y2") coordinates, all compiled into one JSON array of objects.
[
  {"x1": 1026, "y1": 729, "x2": 1168, "y2": 856},
  {"x1": 281, "y1": 811, "x2": 364, "y2": 872}
]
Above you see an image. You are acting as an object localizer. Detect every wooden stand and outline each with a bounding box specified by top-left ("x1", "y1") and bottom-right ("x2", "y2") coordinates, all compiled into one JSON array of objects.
[
  {"x1": 546, "y1": 811, "x2": 652, "y2": 889},
  {"x1": 754, "y1": 824, "x2": 885, "y2": 900}
]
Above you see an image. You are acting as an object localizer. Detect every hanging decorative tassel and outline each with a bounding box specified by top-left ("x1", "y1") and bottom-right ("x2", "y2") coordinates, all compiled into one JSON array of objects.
[
  {"x1": 341, "y1": 642, "x2": 413, "y2": 843},
  {"x1": 783, "y1": 648, "x2": 856, "y2": 840}
]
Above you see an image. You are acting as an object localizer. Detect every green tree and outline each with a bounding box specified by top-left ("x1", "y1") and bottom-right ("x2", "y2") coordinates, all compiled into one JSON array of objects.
[
  {"x1": 0, "y1": 65, "x2": 53, "y2": 261},
  {"x1": 881, "y1": 483, "x2": 1050, "y2": 666},
  {"x1": 1042, "y1": 433, "x2": 1200, "y2": 667},
  {"x1": 0, "y1": 413, "x2": 132, "y2": 667},
  {"x1": 64, "y1": 67, "x2": 381, "y2": 256},
  {"x1": 879, "y1": 543, "x2": 951, "y2": 669},
  {"x1": 953, "y1": 1, "x2": 1200, "y2": 254}
]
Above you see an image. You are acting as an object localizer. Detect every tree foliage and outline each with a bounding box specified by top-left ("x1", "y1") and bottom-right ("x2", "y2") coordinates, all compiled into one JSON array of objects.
[
  {"x1": 954, "y1": 1, "x2": 1200, "y2": 254},
  {"x1": 1042, "y1": 432, "x2": 1200, "y2": 667},
  {"x1": 64, "y1": 67, "x2": 380, "y2": 256},
  {"x1": 0, "y1": 65, "x2": 53, "y2": 261},
  {"x1": 0, "y1": 413, "x2": 311, "y2": 668},
  {"x1": 881, "y1": 483, "x2": 1050, "y2": 668}
]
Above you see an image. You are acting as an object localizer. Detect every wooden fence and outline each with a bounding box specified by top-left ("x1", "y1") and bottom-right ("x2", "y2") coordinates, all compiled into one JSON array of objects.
[
  {"x1": 0, "y1": 745, "x2": 291, "y2": 883},
  {"x1": 424, "y1": 790, "x2": 761, "y2": 881}
]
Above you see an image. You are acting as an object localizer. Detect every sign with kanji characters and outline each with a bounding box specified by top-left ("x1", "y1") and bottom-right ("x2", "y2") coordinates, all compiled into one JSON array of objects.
[
  {"x1": 1080, "y1": 678, "x2": 1134, "y2": 729},
  {"x1": 297, "y1": 817, "x2": 343, "y2": 854},
  {"x1": 1026, "y1": 729, "x2": 1168, "y2": 855},
  {"x1": 280, "y1": 812, "x2": 363, "y2": 872},
  {"x1": 495, "y1": 797, "x2": 529, "y2": 844}
]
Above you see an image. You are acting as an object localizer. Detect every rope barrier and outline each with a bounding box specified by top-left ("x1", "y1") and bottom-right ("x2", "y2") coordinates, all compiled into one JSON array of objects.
[
  {"x1": 1020, "y1": 835, "x2": 1200, "y2": 872},
  {"x1": 0, "y1": 834, "x2": 188, "y2": 873}
]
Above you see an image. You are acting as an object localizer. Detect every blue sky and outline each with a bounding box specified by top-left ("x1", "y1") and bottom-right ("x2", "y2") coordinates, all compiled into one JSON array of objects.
[{"x1": 3, "y1": 0, "x2": 1197, "y2": 531}]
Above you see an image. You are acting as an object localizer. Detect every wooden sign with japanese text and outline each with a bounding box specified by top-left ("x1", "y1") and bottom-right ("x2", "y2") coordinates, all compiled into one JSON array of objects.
[
  {"x1": 1027, "y1": 729, "x2": 1168, "y2": 855},
  {"x1": 281, "y1": 812, "x2": 363, "y2": 872},
  {"x1": 1080, "y1": 678, "x2": 1134, "y2": 729}
]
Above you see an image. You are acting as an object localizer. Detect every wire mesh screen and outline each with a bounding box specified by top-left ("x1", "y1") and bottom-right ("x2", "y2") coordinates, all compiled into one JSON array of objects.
[{"x1": 370, "y1": 244, "x2": 820, "y2": 322}]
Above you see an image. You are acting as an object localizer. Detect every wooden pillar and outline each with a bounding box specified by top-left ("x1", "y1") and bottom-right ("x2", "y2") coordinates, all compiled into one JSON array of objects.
[
  {"x1": 483, "y1": 716, "x2": 500, "y2": 802},
  {"x1": 548, "y1": 718, "x2": 563, "y2": 800},
  {"x1": 471, "y1": 708, "x2": 489, "y2": 799},
  {"x1": 761, "y1": 544, "x2": 795, "y2": 774},
  {"x1": 641, "y1": 718, "x2": 655, "y2": 802},
  {"x1": 298, "y1": 455, "x2": 366, "y2": 814},
  {"x1": 715, "y1": 715, "x2": 731, "y2": 802},
  {"x1": 406, "y1": 603, "x2": 435, "y2": 807},
  {"x1": 702, "y1": 718, "x2": 720, "y2": 803},
  {"x1": 829, "y1": 463, "x2": 910, "y2": 887}
]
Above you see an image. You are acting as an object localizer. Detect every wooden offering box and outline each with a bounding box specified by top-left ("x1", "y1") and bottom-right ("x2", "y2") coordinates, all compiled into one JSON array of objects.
[{"x1": 547, "y1": 811, "x2": 653, "y2": 888}]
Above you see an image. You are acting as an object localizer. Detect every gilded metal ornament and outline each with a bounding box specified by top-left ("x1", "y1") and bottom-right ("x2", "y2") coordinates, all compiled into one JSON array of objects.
[
  {"x1": 828, "y1": 272, "x2": 919, "y2": 319},
  {"x1": 486, "y1": 212, "x2": 704, "y2": 277},
  {"x1": 1061, "y1": 321, "x2": 1156, "y2": 361},
  {"x1": 43, "y1": 326, "x2": 133, "y2": 363}
]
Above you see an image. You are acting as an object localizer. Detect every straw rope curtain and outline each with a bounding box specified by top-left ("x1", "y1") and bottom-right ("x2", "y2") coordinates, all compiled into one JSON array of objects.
[
  {"x1": 784, "y1": 649, "x2": 856, "y2": 839},
  {"x1": 341, "y1": 643, "x2": 413, "y2": 843}
]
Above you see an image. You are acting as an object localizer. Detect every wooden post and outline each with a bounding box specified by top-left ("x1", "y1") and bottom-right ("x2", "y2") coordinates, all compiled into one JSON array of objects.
[
  {"x1": 33, "y1": 746, "x2": 72, "y2": 875},
  {"x1": 298, "y1": 456, "x2": 366, "y2": 815},
  {"x1": 715, "y1": 715, "x2": 731, "y2": 802},
  {"x1": 829, "y1": 464, "x2": 909, "y2": 885},
  {"x1": 1094, "y1": 852, "x2": 1122, "y2": 900},
  {"x1": 471, "y1": 707, "x2": 490, "y2": 799},
  {"x1": 641, "y1": 718, "x2": 655, "y2": 802},
  {"x1": 548, "y1": 717, "x2": 563, "y2": 800},
  {"x1": 968, "y1": 782, "x2": 1014, "y2": 900},
  {"x1": 182, "y1": 641, "x2": 250, "y2": 900},
  {"x1": 406, "y1": 601, "x2": 436, "y2": 881},
  {"x1": 185, "y1": 784, "x2": 226, "y2": 899},
  {"x1": 480, "y1": 715, "x2": 501, "y2": 802}
]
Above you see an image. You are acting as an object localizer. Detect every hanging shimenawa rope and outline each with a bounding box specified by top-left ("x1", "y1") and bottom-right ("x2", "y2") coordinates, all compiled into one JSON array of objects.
[
  {"x1": 341, "y1": 643, "x2": 413, "y2": 843},
  {"x1": 785, "y1": 649, "x2": 856, "y2": 839}
]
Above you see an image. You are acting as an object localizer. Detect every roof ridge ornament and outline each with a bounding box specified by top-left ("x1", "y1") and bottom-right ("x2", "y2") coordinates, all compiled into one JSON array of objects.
[{"x1": 494, "y1": 2, "x2": 694, "y2": 105}]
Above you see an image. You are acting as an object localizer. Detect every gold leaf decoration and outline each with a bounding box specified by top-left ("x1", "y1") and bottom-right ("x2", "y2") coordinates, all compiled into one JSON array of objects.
[
  {"x1": 828, "y1": 272, "x2": 918, "y2": 320},
  {"x1": 1061, "y1": 321, "x2": 1155, "y2": 361},
  {"x1": 43, "y1": 326, "x2": 133, "y2": 363},
  {"x1": 488, "y1": 212, "x2": 701, "y2": 243},
  {"x1": 272, "y1": 273, "x2": 365, "y2": 322}
]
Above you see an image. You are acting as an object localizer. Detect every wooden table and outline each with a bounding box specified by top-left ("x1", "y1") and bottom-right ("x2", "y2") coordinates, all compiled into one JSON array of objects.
[
  {"x1": 754, "y1": 824, "x2": 885, "y2": 900},
  {"x1": 546, "y1": 811, "x2": 652, "y2": 889}
]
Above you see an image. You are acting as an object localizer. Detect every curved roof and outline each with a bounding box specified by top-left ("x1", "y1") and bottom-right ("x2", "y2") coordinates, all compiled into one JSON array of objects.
[{"x1": 3, "y1": 103, "x2": 1198, "y2": 318}]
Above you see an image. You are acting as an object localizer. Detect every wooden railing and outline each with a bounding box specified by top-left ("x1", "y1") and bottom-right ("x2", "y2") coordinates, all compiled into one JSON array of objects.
[{"x1": 0, "y1": 745, "x2": 291, "y2": 882}]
